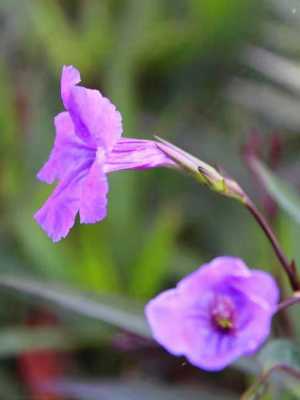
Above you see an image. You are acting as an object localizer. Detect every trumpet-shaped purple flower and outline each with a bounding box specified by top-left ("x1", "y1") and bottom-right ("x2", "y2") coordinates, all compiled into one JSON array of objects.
[
  {"x1": 34, "y1": 66, "x2": 174, "y2": 242},
  {"x1": 145, "y1": 257, "x2": 279, "y2": 371}
]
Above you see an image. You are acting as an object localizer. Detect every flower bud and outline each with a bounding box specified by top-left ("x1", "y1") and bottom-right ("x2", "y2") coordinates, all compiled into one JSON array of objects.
[{"x1": 155, "y1": 136, "x2": 246, "y2": 203}]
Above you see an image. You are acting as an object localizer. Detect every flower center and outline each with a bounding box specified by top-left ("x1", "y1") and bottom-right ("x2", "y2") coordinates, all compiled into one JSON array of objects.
[{"x1": 211, "y1": 295, "x2": 235, "y2": 333}]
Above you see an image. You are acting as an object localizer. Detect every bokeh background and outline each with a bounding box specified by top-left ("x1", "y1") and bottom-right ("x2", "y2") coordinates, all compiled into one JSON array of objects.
[{"x1": 1, "y1": 0, "x2": 300, "y2": 398}]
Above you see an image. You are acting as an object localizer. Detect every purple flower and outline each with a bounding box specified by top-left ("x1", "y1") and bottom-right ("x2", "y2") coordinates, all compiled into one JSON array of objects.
[
  {"x1": 34, "y1": 66, "x2": 174, "y2": 242},
  {"x1": 145, "y1": 256, "x2": 279, "y2": 371}
]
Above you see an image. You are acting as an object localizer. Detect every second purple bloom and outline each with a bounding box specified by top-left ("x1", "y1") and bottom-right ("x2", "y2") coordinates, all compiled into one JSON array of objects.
[{"x1": 145, "y1": 256, "x2": 279, "y2": 371}]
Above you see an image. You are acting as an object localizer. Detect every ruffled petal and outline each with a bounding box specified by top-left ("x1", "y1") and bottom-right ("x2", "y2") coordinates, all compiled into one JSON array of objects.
[
  {"x1": 79, "y1": 161, "x2": 108, "y2": 224},
  {"x1": 61, "y1": 65, "x2": 81, "y2": 110},
  {"x1": 104, "y1": 138, "x2": 176, "y2": 173},
  {"x1": 35, "y1": 158, "x2": 109, "y2": 242},
  {"x1": 37, "y1": 112, "x2": 95, "y2": 184},
  {"x1": 34, "y1": 170, "x2": 85, "y2": 242},
  {"x1": 68, "y1": 86, "x2": 122, "y2": 149}
]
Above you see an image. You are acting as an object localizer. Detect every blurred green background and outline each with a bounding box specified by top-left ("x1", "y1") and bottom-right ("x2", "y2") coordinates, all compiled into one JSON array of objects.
[{"x1": 1, "y1": 0, "x2": 300, "y2": 398}]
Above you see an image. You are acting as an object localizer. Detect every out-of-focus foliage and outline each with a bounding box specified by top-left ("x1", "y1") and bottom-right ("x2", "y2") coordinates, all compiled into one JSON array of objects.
[
  {"x1": 1, "y1": 0, "x2": 300, "y2": 398},
  {"x1": 252, "y1": 159, "x2": 300, "y2": 224}
]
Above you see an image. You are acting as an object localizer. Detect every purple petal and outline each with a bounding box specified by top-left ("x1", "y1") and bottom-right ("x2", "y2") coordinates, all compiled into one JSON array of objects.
[
  {"x1": 104, "y1": 138, "x2": 176, "y2": 173},
  {"x1": 34, "y1": 156, "x2": 108, "y2": 242},
  {"x1": 68, "y1": 86, "x2": 122, "y2": 149},
  {"x1": 178, "y1": 257, "x2": 251, "y2": 303},
  {"x1": 233, "y1": 300, "x2": 274, "y2": 356},
  {"x1": 61, "y1": 65, "x2": 81, "y2": 110},
  {"x1": 35, "y1": 158, "x2": 109, "y2": 241},
  {"x1": 145, "y1": 289, "x2": 188, "y2": 356},
  {"x1": 37, "y1": 112, "x2": 95, "y2": 184},
  {"x1": 183, "y1": 318, "x2": 242, "y2": 371},
  {"x1": 233, "y1": 270, "x2": 280, "y2": 310},
  {"x1": 185, "y1": 289, "x2": 273, "y2": 369},
  {"x1": 79, "y1": 161, "x2": 108, "y2": 224},
  {"x1": 34, "y1": 171, "x2": 85, "y2": 242}
]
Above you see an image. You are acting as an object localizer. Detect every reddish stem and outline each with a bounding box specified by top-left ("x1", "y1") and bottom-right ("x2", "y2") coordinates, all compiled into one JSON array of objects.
[
  {"x1": 277, "y1": 293, "x2": 300, "y2": 313},
  {"x1": 245, "y1": 197, "x2": 300, "y2": 291}
]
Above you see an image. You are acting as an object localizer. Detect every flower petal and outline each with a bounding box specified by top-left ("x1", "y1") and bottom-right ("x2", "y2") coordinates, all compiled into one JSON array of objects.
[
  {"x1": 37, "y1": 112, "x2": 95, "y2": 184},
  {"x1": 35, "y1": 159, "x2": 107, "y2": 241},
  {"x1": 183, "y1": 289, "x2": 272, "y2": 370},
  {"x1": 183, "y1": 319, "x2": 242, "y2": 371},
  {"x1": 34, "y1": 171, "x2": 84, "y2": 242},
  {"x1": 104, "y1": 138, "x2": 176, "y2": 173},
  {"x1": 233, "y1": 270, "x2": 280, "y2": 310},
  {"x1": 79, "y1": 161, "x2": 108, "y2": 224},
  {"x1": 233, "y1": 300, "x2": 274, "y2": 356},
  {"x1": 68, "y1": 85, "x2": 122, "y2": 149},
  {"x1": 145, "y1": 289, "x2": 188, "y2": 356},
  {"x1": 61, "y1": 65, "x2": 81, "y2": 110},
  {"x1": 178, "y1": 257, "x2": 251, "y2": 303}
]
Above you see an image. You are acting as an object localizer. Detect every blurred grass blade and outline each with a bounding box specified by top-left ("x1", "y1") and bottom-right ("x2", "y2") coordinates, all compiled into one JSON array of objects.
[
  {"x1": 42, "y1": 379, "x2": 237, "y2": 400},
  {"x1": 245, "y1": 46, "x2": 300, "y2": 95},
  {"x1": 0, "y1": 326, "x2": 104, "y2": 357},
  {"x1": 278, "y1": 214, "x2": 300, "y2": 273},
  {"x1": 77, "y1": 224, "x2": 121, "y2": 293},
  {"x1": 29, "y1": 0, "x2": 110, "y2": 73},
  {"x1": 129, "y1": 207, "x2": 180, "y2": 299},
  {"x1": 252, "y1": 159, "x2": 300, "y2": 224},
  {"x1": 227, "y1": 78, "x2": 300, "y2": 131},
  {"x1": 13, "y1": 205, "x2": 76, "y2": 282},
  {"x1": 0, "y1": 276, "x2": 150, "y2": 338},
  {"x1": 0, "y1": 63, "x2": 17, "y2": 151},
  {"x1": 0, "y1": 278, "x2": 260, "y2": 375}
]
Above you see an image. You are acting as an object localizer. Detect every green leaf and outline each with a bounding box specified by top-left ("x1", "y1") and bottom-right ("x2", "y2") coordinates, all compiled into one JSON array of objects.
[
  {"x1": 252, "y1": 160, "x2": 300, "y2": 225},
  {"x1": 241, "y1": 340, "x2": 300, "y2": 400},
  {"x1": 128, "y1": 207, "x2": 180, "y2": 299},
  {"x1": 258, "y1": 339, "x2": 300, "y2": 372},
  {"x1": 0, "y1": 276, "x2": 150, "y2": 338}
]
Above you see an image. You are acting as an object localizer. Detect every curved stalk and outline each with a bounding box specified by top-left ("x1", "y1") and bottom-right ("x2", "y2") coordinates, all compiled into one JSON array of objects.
[{"x1": 245, "y1": 197, "x2": 300, "y2": 291}]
